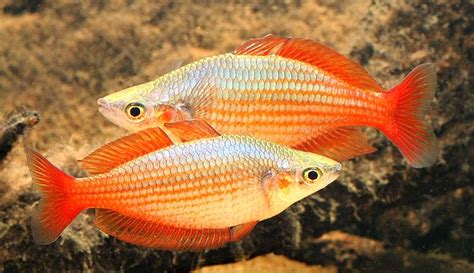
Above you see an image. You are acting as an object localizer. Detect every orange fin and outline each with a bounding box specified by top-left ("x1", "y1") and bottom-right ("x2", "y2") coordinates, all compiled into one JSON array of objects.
[
  {"x1": 384, "y1": 63, "x2": 438, "y2": 168},
  {"x1": 234, "y1": 34, "x2": 384, "y2": 92},
  {"x1": 164, "y1": 120, "x2": 221, "y2": 142},
  {"x1": 234, "y1": 34, "x2": 289, "y2": 55},
  {"x1": 95, "y1": 209, "x2": 255, "y2": 251},
  {"x1": 26, "y1": 148, "x2": 81, "y2": 245},
  {"x1": 79, "y1": 128, "x2": 173, "y2": 175},
  {"x1": 293, "y1": 127, "x2": 377, "y2": 162},
  {"x1": 230, "y1": 222, "x2": 257, "y2": 242}
]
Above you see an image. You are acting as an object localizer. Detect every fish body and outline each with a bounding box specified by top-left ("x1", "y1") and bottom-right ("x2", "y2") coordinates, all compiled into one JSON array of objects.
[
  {"x1": 99, "y1": 35, "x2": 438, "y2": 168},
  {"x1": 27, "y1": 121, "x2": 341, "y2": 250}
]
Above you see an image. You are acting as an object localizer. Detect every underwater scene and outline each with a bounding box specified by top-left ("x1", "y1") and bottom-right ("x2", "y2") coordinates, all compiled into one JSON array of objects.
[{"x1": 0, "y1": 1, "x2": 472, "y2": 272}]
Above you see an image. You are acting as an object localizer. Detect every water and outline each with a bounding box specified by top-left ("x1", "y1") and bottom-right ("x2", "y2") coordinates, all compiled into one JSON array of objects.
[{"x1": 0, "y1": 1, "x2": 472, "y2": 272}]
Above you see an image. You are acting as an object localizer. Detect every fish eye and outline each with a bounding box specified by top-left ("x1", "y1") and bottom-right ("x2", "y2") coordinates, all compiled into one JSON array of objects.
[
  {"x1": 125, "y1": 102, "x2": 146, "y2": 121},
  {"x1": 302, "y1": 167, "x2": 322, "y2": 184}
]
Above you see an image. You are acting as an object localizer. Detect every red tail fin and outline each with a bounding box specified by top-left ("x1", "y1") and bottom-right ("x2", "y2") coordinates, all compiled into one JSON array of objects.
[
  {"x1": 26, "y1": 148, "x2": 81, "y2": 244},
  {"x1": 385, "y1": 63, "x2": 438, "y2": 168}
]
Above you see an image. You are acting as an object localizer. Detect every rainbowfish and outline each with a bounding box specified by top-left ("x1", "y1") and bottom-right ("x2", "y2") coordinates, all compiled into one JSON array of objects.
[
  {"x1": 98, "y1": 34, "x2": 438, "y2": 168},
  {"x1": 27, "y1": 120, "x2": 341, "y2": 250}
]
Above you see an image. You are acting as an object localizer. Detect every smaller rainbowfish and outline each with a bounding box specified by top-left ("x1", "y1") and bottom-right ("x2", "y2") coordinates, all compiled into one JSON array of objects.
[{"x1": 27, "y1": 120, "x2": 341, "y2": 250}]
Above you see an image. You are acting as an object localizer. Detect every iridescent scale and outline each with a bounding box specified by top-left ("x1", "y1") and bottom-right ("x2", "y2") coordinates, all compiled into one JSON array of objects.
[
  {"x1": 73, "y1": 135, "x2": 294, "y2": 229},
  {"x1": 154, "y1": 53, "x2": 390, "y2": 146}
]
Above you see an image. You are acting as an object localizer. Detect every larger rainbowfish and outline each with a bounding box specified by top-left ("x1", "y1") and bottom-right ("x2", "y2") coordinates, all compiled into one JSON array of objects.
[
  {"x1": 98, "y1": 35, "x2": 438, "y2": 168},
  {"x1": 27, "y1": 120, "x2": 340, "y2": 250}
]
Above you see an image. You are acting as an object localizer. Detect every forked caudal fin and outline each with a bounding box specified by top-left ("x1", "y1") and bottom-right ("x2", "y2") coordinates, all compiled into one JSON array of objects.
[
  {"x1": 26, "y1": 148, "x2": 81, "y2": 245},
  {"x1": 385, "y1": 63, "x2": 438, "y2": 168}
]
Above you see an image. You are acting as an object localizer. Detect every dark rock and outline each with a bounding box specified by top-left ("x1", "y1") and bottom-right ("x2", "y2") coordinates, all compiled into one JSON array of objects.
[
  {"x1": 3, "y1": 0, "x2": 43, "y2": 15},
  {"x1": 0, "y1": 107, "x2": 40, "y2": 162}
]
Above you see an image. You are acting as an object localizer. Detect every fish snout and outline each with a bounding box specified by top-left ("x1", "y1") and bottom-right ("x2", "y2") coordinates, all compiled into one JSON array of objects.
[
  {"x1": 327, "y1": 162, "x2": 342, "y2": 181},
  {"x1": 97, "y1": 98, "x2": 116, "y2": 114},
  {"x1": 97, "y1": 98, "x2": 108, "y2": 109}
]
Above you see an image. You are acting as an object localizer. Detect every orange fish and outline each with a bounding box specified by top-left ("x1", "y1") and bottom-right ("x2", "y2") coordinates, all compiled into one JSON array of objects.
[
  {"x1": 27, "y1": 120, "x2": 341, "y2": 250},
  {"x1": 98, "y1": 34, "x2": 438, "y2": 168}
]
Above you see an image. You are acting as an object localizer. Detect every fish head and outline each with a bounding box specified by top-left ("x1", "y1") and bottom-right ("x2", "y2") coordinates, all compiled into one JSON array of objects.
[
  {"x1": 98, "y1": 81, "x2": 184, "y2": 131},
  {"x1": 267, "y1": 152, "x2": 341, "y2": 206}
]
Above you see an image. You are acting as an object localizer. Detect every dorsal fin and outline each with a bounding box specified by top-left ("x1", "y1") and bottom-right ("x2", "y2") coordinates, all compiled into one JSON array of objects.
[
  {"x1": 234, "y1": 34, "x2": 289, "y2": 55},
  {"x1": 79, "y1": 128, "x2": 173, "y2": 175},
  {"x1": 164, "y1": 120, "x2": 220, "y2": 142},
  {"x1": 157, "y1": 59, "x2": 183, "y2": 76},
  {"x1": 234, "y1": 34, "x2": 384, "y2": 92},
  {"x1": 95, "y1": 209, "x2": 256, "y2": 251}
]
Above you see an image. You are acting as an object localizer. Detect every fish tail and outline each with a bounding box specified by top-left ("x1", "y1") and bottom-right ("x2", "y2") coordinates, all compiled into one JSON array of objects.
[
  {"x1": 26, "y1": 148, "x2": 82, "y2": 245},
  {"x1": 384, "y1": 63, "x2": 439, "y2": 168}
]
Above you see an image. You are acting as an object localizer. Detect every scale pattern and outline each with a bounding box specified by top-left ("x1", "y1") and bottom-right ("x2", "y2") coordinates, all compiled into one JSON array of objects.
[
  {"x1": 72, "y1": 135, "x2": 294, "y2": 229},
  {"x1": 155, "y1": 53, "x2": 390, "y2": 147}
]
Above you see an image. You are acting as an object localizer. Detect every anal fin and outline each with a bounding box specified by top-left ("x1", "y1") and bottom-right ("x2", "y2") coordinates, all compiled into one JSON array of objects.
[
  {"x1": 230, "y1": 222, "x2": 257, "y2": 242},
  {"x1": 294, "y1": 127, "x2": 377, "y2": 161},
  {"x1": 95, "y1": 209, "x2": 256, "y2": 251}
]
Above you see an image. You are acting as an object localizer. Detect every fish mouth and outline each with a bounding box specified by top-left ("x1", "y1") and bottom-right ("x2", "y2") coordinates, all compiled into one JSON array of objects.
[
  {"x1": 96, "y1": 98, "x2": 128, "y2": 128},
  {"x1": 97, "y1": 98, "x2": 115, "y2": 116},
  {"x1": 322, "y1": 162, "x2": 342, "y2": 174},
  {"x1": 328, "y1": 163, "x2": 342, "y2": 181},
  {"x1": 97, "y1": 98, "x2": 115, "y2": 120},
  {"x1": 97, "y1": 98, "x2": 109, "y2": 110}
]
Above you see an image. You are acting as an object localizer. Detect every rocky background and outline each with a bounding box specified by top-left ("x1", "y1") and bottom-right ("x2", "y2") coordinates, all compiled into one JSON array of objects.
[{"x1": 0, "y1": 0, "x2": 472, "y2": 272}]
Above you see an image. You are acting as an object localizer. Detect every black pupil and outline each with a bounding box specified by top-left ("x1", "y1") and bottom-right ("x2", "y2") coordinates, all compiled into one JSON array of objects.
[
  {"x1": 307, "y1": 170, "x2": 319, "y2": 180},
  {"x1": 130, "y1": 106, "x2": 141, "y2": 117}
]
